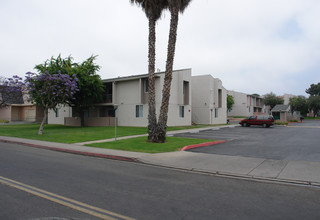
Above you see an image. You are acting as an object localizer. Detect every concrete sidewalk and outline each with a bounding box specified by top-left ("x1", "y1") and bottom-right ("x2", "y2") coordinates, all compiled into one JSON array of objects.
[{"x1": 1, "y1": 124, "x2": 320, "y2": 187}]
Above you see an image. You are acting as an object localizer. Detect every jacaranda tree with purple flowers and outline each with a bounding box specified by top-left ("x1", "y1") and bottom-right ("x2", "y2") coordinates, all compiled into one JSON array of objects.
[
  {"x1": 0, "y1": 75, "x2": 26, "y2": 108},
  {"x1": 34, "y1": 55, "x2": 104, "y2": 127},
  {"x1": 25, "y1": 71, "x2": 78, "y2": 135}
]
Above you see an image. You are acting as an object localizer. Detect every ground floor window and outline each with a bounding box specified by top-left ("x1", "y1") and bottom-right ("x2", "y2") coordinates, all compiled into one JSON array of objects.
[
  {"x1": 179, "y1": 106, "x2": 184, "y2": 118},
  {"x1": 136, "y1": 105, "x2": 143, "y2": 118},
  {"x1": 55, "y1": 108, "x2": 59, "y2": 117},
  {"x1": 215, "y1": 108, "x2": 218, "y2": 118}
]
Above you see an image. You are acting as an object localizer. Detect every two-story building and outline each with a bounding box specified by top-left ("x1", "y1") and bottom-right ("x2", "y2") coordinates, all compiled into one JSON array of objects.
[
  {"x1": 227, "y1": 90, "x2": 266, "y2": 117},
  {"x1": 49, "y1": 69, "x2": 192, "y2": 127}
]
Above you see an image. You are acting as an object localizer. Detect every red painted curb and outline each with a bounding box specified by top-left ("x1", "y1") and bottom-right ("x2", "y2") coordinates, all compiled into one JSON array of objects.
[
  {"x1": 181, "y1": 140, "x2": 226, "y2": 151},
  {"x1": 0, "y1": 139, "x2": 136, "y2": 162}
]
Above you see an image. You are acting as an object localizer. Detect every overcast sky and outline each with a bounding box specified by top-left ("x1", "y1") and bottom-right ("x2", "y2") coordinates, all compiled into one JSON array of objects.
[{"x1": 1, "y1": 0, "x2": 320, "y2": 96}]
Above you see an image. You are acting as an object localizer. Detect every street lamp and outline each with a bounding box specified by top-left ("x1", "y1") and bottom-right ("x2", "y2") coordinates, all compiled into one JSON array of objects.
[{"x1": 114, "y1": 104, "x2": 118, "y2": 141}]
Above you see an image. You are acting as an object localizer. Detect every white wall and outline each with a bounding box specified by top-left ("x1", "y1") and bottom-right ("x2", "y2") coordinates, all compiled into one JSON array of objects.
[
  {"x1": 227, "y1": 90, "x2": 251, "y2": 117},
  {"x1": 48, "y1": 105, "x2": 72, "y2": 124},
  {"x1": 192, "y1": 75, "x2": 227, "y2": 124},
  {"x1": 115, "y1": 69, "x2": 192, "y2": 127}
]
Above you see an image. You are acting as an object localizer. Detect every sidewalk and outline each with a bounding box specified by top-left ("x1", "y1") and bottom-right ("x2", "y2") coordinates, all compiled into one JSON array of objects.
[{"x1": 1, "y1": 124, "x2": 320, "y2": 187}]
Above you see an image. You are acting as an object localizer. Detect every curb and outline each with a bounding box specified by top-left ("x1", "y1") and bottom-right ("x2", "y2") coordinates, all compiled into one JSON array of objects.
[
  {"x1": 0, "y1": 139, "x2": 137, "y2": 162},
  {"x1": 181, "y1": 140, "x2": 226, "y2": 151}
]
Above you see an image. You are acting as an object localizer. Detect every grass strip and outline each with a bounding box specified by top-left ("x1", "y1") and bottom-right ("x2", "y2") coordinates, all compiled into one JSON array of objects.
[{"x1": 85, "y1": 136, "x2": 216, "y2": 153}]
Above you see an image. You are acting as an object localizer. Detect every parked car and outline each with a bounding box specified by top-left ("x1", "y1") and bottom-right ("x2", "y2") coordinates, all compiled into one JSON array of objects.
[{"x1": 239, "y1": 115, "x2": 274, "y2": 128}]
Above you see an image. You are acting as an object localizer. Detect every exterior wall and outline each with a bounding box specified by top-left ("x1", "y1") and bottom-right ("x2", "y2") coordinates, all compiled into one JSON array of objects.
[
  {"x1": 21, "y1": 106, "x2": 37, "y2": 121},
  {"x1": 227, "y1": 91, "x2": 267, "y2": 117},
  {"x1": 65, "y1": 117, "x2": 115, "y2": 127},
  {"x1": 227, "y1": 91, "x2": 250, "y2": 117},
  {"x1": 0, "y1": 106, "x2": 11, "y2": 121},
  {"x1": 48, "y1": 105, "x2": 72, "y2": 125},
  {"x1": 11, "y1": 106, "x2": 22, "y2": 121},
  {"x1": 115, "y1": 69, "x2": 192, "y2": 127},
  {"x1": 282, "y1": 94, "x2": 295, "y2": 105},
  {"x1": 191, "y1": 75, "x2": 227, "y2": 125},
  {"x1": 48, "y1": 69, "x2": 192, "y2": 127}
]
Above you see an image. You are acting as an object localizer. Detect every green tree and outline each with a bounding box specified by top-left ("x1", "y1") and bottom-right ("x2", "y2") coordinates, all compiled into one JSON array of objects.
[
  {"x1": 227, "y1": 94, "x2": 234, "y2": 113},
  {"x1": 156, "y1": 0, "x2": 193, "y2": 143},
  {"x1": 306, "y1": 83, "x2": 320, "y2": 96},
  {"x1": 34, "y1": 55, "x2": 104, "y2": 126},
  {"x1": 289, "y1": 96, "x2": 308, "y2": 115},
  {"x1": 130, "y1": 0, "x2": 168, "y2": 142},
  {"x1": 263, "y1": 92, "x2": 284, "y2": 110},
  {"x1": 308, "y1": 95, "x2": 320, "y2": 117}
]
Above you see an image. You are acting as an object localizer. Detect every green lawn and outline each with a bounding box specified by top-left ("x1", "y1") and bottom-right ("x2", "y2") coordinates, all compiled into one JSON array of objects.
[
  {"x1": 0, "y1": 123, "x2": 216, "y2": 144},
  {"x1": 0, "y1": 124, "x2": 147, "y2": 143},
  {"x1": 304, "y1": 117, "x2": 320, "y2": 120},
  {"x1": 86, "y1": 136, "x2": 216, "y2": 153}
]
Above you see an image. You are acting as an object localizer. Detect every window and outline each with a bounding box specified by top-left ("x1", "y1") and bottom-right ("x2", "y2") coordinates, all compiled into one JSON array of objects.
[
  {"x1": 55, "y1": 108, "x2": 59, "y2": 117},
  {"x1": 183, "y1": 81, "x2": 189, "y2": 105},
  {"x1": 136, "y1": 105, "x2": 143, "y2": 118},
  {"x1": 179, "y1": 106, "x2": 184, "y2": 118},
  {"x1": 215, "y1": 108, "x2": 218, "y2": 118},
  {"x1": 218, "y1": 89, "x2": 222, "y2": 108}
]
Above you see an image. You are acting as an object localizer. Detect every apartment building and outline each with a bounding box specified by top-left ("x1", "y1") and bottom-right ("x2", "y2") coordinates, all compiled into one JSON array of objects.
[
  {"x1": 227, "y1": 90, "x2": 266, "y2": 117},
  {"x1": 49, "y1": 69, "x2": 192, "y2": 127}
]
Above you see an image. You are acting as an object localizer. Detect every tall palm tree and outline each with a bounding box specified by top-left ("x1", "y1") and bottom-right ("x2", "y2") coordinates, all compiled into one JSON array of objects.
[
  {"x1": 157, "y1": 0, "x2": 192, "y2": 143},
  {"x1": 130, "y1": 0, "x2": 168, "y2": 142}
]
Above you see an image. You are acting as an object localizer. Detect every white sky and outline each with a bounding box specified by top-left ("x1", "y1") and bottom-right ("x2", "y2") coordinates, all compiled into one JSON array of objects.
[{"x1": 1, "y1": 0, "x2": 320, "y2": 96}]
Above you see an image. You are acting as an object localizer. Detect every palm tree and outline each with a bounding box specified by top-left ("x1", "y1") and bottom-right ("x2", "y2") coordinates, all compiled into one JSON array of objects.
[
  {"x1": 156, "y1": 0, "x2": 192, "y2": 143},
  {"x1": 130, "y1": 0, "x2": 168, "y2": 142}
]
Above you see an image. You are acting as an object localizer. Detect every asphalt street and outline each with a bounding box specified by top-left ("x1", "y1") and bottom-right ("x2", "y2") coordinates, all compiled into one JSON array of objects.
[
  {"x1": 175, "y1": 120, "x2": 320, "y2": 162},
  {"x1": 1, "y1": 142, "x2": 320, "y2": 219}
]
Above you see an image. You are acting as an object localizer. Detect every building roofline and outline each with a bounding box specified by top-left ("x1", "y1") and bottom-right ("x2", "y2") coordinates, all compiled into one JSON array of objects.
[{"x1": 102, "y1": 68, "x2": 191, "y2": 83}]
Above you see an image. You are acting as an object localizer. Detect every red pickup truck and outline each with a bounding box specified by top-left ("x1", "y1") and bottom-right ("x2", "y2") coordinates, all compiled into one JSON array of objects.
[{"x1": 239, "y1": 115, "x2": 274, "y2": 128}]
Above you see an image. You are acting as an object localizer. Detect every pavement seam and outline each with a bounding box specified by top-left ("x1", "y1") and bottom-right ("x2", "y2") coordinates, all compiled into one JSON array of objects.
[
  {"x1": 246, "y1": 159, "x2": 267, "y2": 175},
  {"x1": 275, "y1": 160, "x2": 290, "y2": 178}
]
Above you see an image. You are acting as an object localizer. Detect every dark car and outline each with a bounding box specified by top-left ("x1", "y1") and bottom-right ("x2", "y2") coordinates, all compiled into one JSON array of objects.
[{"x1": 239, "y1": 115, "x2": 274, "y2": 128}]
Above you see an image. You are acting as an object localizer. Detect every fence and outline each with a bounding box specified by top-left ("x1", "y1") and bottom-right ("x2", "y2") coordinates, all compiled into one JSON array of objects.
[{"x1": 64, "y1": 117, "x2": 115, "y2": 127}]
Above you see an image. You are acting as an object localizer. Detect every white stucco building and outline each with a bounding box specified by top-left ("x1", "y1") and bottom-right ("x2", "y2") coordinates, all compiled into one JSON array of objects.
[
  {"x1": 49, "y1": 69, "x2": 192, "y2": 127},
  {"x1": 227, "y1": 90, "x2": 267, "y2": 117},
  {"x1": 191, "y1": 75, "x2": 227, "y2": 124}
]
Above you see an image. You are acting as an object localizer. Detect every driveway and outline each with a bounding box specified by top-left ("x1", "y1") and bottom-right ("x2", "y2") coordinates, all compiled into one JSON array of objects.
[{"x1": 174, "y1": 120, "x2": 320, "y2": 162}]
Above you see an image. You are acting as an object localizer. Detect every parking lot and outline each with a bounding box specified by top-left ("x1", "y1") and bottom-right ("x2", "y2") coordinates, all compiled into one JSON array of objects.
[{"x1": 174, "y1": 120, "x2": 320, "y2": 162}]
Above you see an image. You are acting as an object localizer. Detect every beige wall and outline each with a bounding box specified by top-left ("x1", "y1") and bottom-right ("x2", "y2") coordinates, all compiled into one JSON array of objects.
[{"x1": 0, "y1": 106, "x2": 11, "y2": 121}]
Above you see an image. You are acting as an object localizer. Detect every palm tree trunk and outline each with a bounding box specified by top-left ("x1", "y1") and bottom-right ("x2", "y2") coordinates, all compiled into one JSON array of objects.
[
  {"x1": 147, "y1": 17, "x2": 159, "y2": 142},
  {"x1": 156, "y1": 8, "x2": 179, "y2": 143}
]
